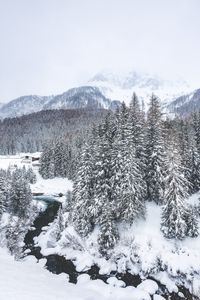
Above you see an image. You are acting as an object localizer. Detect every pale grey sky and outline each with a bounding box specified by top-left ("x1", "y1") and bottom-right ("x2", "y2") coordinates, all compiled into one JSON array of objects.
[{"x1": 0, "y1": 0, "x2": 200, "y2": 102}]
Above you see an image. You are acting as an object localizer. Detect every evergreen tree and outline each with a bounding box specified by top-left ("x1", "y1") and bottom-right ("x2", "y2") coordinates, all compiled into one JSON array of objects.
[
  {"x1": 146, "y1": 94, "x2": 166, "y2": 205},
  {"x1": 190, "y1": 139, "x2": 200, "y2": 193},
  {"x1": 6, "y1": 217, "x2": 24, "y2": 259},
  {"x1": 0, "y1": 170, "x2": 7, "y2": 216},
  {"x1": 0, "y1": 192, "x2": 5, "y2": 218},
  {"x1": 161, "y1": 144, "x2": 198, "y2": 239},
  {"x1": 98, "y1": 208, "x2": 119, "y2": 256},
  {"x1": 186, "y1": 205, "x2": 199, "y2": 237},
  {"x1": 65, "y1": 190, "x2": 73, "y2": 212},
  {"x1": 26, "y1": 167, "x2": 37, "y2": 184},
  {"x1": 51, "y1": 206, "x2": 64, "y2": 242},
  {"x1": 8, "y1": 175, "x2": 32, "y2": 220},
  {"x1": 71, "y1": 142, "x2": 95, "y2": 236}
]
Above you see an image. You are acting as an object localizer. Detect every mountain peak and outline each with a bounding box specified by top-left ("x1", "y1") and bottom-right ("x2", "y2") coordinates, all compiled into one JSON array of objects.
[{"x1": 88, "y1": 70, "x2": 191, "y2": 105}]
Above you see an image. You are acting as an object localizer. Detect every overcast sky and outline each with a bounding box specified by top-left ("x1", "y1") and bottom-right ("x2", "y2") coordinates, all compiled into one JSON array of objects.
[{"x1": 0, "y1": 0, "x2": 199, "y2": 102}]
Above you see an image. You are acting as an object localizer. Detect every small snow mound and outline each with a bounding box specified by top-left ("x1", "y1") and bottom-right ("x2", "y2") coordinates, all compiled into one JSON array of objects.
[
  {"x1": 153, "y1": 295, "x2": 165, "y2": 300},
  {"x1": 137, "y1": 279, "x2": 159, "y2": 295},
  {"x1": 107, "y1": 277, "x2": 126, "y2": 287},
  {"x1": 77, "y1": 274, "x2": 90, "y2": 284},
  {"x1": 178, "y1": 292, "x2": 184, "y2": 298}
]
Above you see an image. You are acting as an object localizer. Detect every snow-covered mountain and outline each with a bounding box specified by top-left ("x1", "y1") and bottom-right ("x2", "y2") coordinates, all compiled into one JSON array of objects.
[
  {"x1": 0, "y1": 87, "x2": 120, "y2": 119},
  {"x1": 165, "y1": 88, "x2": 200, "y2": 116},
  {"x1": 0, "y1": 70, "x2": 197, "y2": 119},
  {"x1": 87, "y1": 70, "x2": 191, "y2": 107},
  {"x1": 0, "y1": 95, "x2": 53, "y2": 119},
  {"x1": 43, "y1": 86, "x2": 120, "y2": 111}
]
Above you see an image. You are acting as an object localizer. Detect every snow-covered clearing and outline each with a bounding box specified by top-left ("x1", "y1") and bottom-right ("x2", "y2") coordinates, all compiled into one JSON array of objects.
[{"x1": 0, "y1": 153, "x2": 73, "y2": 196}]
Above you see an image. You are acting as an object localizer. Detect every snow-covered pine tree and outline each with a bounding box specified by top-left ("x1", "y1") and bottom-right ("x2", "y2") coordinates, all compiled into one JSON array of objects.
[
  {"x1": 8, "y1": 175, "x2": 32, "y2": 220},
  {"x1": 98, "y1": 206, "x2": 119, "y2": 256},
  {"x1": 65, "y1": 190, "x2": 72, "y2": 212},
  {"x1": 186, "y1": 205, "x2": 199, "y2": 238},
  {"x1": 26, "y1": 167, "x2": 37, "y2": 184},
  {"x1": 0, "y1": 170, "x2": 7, "y2": 216},
  {"x1": 161, "y1": 142, "x2": 198, "y2": 239},
  {"x1": 93, "y1": 112, "x2": 116, "y2": 222},
  {"x1": 0, "y1": 192, "x2": 5, "y2": 218},
  {"x1": 190, "y1": 136, "x2": 200, "y2": 193},
  {"x1": 176, "y1": 119, "x2": 194, "y2": 194},
  {"x1": 128, "y1": 93, "x2": 146, "y2": 160},
  {"x1": 145, "y1": 94, "x2": 166, "y2": 205},
  {"x1": 112, "y1": 103, "x2": 146, "y2": 223},
  {"x1": 6, "y1": 216, "x2": 25, "y2": 259},
  {"x1": 50, "y1": 206, "x2": 64, "y2": 242},
  {"x1": 192, "y1": 111, "x2": 200, "y2": 154},
  {"x1": 39, "y1": 145, "x2": 55, "y2": 179},
  {"x1": 70, "y1": 141, "x2": 95, "y2": 236},
  {"x1": 121, "y1": 150, "x2": 146, "y2": 223}
]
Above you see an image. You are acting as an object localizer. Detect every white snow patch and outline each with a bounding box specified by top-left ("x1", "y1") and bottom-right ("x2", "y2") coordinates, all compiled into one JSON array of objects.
[
  {"x1": 0, "y1": 247, "x2": 154, "y2": 300},
  {"x1": 137, "y1": 279, "x2": 159, "y2": 295}
]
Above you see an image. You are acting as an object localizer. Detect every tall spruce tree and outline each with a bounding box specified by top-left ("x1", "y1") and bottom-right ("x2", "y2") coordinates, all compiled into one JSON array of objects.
[
  {"x1": 161, "y1": 143, "x2": 198, "y2": 239},
  {"x1": 145, "y1": 94, "x2": 165, "y2": 205},
  {"x1": 8, "y1": 174, "x2": 32, "y2": 220},
  {"x1": 71, "y1": 141, "x2": 95, "y2": 236}
]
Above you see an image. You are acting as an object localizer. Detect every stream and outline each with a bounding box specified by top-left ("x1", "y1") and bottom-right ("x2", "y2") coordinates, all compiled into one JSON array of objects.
[{"x1": 23, "y1": 196, "x2": 197, "y2": 300}]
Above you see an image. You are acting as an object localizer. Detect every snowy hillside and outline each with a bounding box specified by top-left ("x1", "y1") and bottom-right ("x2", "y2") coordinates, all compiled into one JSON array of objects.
[
  {"x1": 166, "y1": 88, "x2": 200, "y2": 116},
  {"x1": 43, "y1": 86, "x2": 120, "y2": 110}
]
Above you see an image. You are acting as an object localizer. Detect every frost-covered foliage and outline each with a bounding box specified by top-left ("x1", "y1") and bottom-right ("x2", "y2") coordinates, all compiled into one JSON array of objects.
[
  {"x1": 0, "y1": 167, "x2": 38, "y2": 258},
  {"x1": 70, "y1": 99, "x2": 147, "y2": 254},
  {"x1": 145, "y1": 94, "x2": 166, "y2": 205},
  {"x1": 161, "y1": 142, "x2": 198, "y2": 239},
  {"x1": 39, "y1": 136, "x2": 82, "y2": 180}
]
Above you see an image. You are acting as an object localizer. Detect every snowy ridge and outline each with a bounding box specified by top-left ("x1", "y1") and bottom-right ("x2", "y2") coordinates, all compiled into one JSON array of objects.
[{"x1": 43, "y1": 86, "x2": 119, "y2": 111}]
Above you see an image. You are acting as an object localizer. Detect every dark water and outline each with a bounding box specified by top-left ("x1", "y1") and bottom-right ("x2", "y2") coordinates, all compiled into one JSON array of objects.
[{"x1": 23, "y1": 198, "x2": 198, "y2": 300}]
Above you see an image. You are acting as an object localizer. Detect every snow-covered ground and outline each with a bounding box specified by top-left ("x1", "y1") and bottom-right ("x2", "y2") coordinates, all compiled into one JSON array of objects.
[
  {"x1": 0, "y1": 247, "x2": 158, "y2": 300},
  {"x1": 0, "y1": 153, "x2": 73, "y2": 196}
]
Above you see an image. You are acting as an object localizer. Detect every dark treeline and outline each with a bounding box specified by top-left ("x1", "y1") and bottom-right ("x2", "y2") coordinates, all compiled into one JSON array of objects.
[
  {"x1": 40, "y1": 93, "x2": 200, "y2": 255},
  {"x1": 0, "y1": 108, "x2": 107, "y2": 154}
]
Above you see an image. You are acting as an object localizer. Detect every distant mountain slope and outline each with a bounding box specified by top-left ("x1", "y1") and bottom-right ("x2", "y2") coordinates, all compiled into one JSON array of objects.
[
  {"x1": 0, "y1": 95, "x2": 53, "y2": 119},
  {"x1": 0, "y1": 87, "x2": 120, "y2": 119},
  {"x1": 44, "y1": 86, "x2": 119, "y2": 110},
  {"x1": 166, "y1": 88, "x2": 200, "y2": 116}
]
